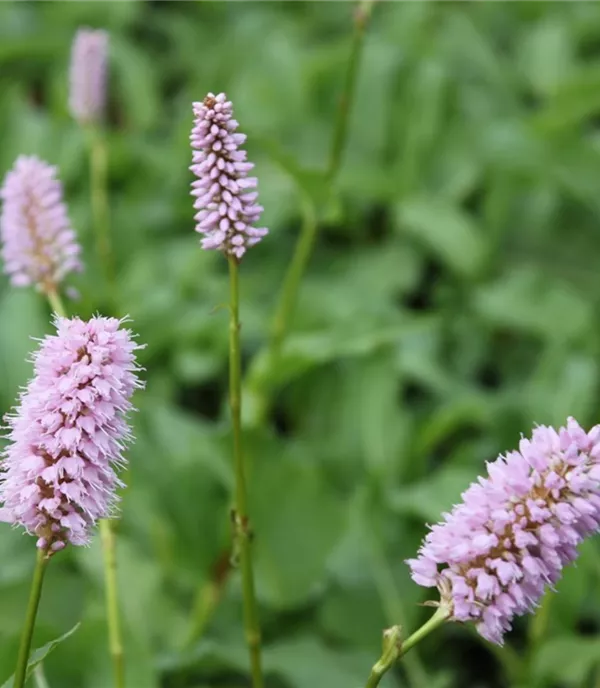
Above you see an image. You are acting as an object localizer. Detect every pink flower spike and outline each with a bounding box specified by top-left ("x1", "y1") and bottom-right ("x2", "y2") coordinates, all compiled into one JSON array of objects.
[
  {"x1": 69, "y1": 28, "x2": 109, "y2": 125},
  {"x1": 407, "y1": 418, "x2": 600, "y2": 645},
  {"x1": 0, "y1": 316, "x2": 144, "y2": 552},
  {"x1": 0, "y1": 156, "x2": 82, "y2": 292},
  {"x1": 190, "y1": 93, "x2": 267, "y2": 259}
]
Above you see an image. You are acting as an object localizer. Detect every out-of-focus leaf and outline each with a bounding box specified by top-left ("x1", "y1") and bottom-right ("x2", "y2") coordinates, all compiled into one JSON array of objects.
[
  {"x1": 251, "y1": 457, "x2": 345, "y2": 608},
  {"x1": 389, "y1": 466, "x2": 477, "y2": 523},
  {"x1": 531, "y1": 635, "x2": 600, "y2": 686},
  {"x1": 0, "y1": 290, "x2": 47, "y2": 408},
  {"x1": 396, "y1": 197, "x2": 485, "y2": 277},
  {"x1": 254, "y1": 136, "x2": 329, "y2": 207},
  {"x1": 474, "y1": 266, "x2": 592, "y2": 341},
  {"x1": 518, "y1": 17, "x2": 573, "y2": 97}
]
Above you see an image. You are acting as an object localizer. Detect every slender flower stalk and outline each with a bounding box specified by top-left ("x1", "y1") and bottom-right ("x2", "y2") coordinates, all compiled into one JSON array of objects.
[
  {"x1": 87, "y1": 126, "x2": 114, "y2": 288},
  {"x1": 364, "y1": 607, "x2": 449, "y2": 688},
  {"x1": 69, "y1": 28, "x2": 114, "y2": 287},
  {"x1": 269, "y1": 195, "x2": 317, "y2": 359},
  {"x1": 327, "y1": 0, "x2": 375, "y2": 181},
  {"x1": 13, "y1": 549, "x2": 49, "y2": 688},
  {"x1": 33, "y1": 663, "x2": 51, "y2": 688},
  {"x1": 100, "y1": 518, "x2": 124, "y2": 688},
  {"x1": 0, "y1": 156, "x2": 81, "y2": 294},
  {"x1": 228, "y1": 256, "x2": 264, "y2": 688},
  {"x1": 408, "y1": 418, "x2": 600, "y2": 645},
  {"x1": 244, "y1": 1, "x2": 375, "y2": 428},
  {"x1": 190, "y1": 92, "x2": 265, "y2": 686}
]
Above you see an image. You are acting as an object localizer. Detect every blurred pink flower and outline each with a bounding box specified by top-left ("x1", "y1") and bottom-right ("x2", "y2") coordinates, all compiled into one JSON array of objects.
[
  {"x1": 69, "y1": 28, "x2": 109, "y2": 125},
  {"x1": 1, "y1": 156, "x2": 81, "y2": 291}
]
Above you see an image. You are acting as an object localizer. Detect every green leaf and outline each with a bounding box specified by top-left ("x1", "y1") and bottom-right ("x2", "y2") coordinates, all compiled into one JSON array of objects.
[
  {"x1": 254, "y1": 136, "x2": 329, "y2": 207},
  {"x1": 389, "y1": 466, "x2": 477, "y2": 523},
  {"x1": 1, "y1": 624, "x2": 80, "y2": 688},
  {"x1": 474, "y1": 266, "x2": 591, "y2": 342},
  {"x1": 396, "y1": 197, "x2": 485, "y2": 277},
  {"x1": 518, "y1": 17, "x2": 573, "y2": 97},
  {"x1": 251, "y1": 457, "x2": 345, "y2": 608},
  {"x1": 531, "y1": 63, "x2": 600, "y2": 133},
  {"x1": 531, "y1": 635, "x2": 600, "y2": 686},
  {"x1": 0, "y1": 289, "x2": 47, "y2": 409}
]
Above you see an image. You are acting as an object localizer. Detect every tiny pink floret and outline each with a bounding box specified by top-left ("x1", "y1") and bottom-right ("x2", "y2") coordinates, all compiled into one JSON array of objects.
[
  {"x1": 0, "y1": 316, "x2": 144, "y2": 551},
  {"x1": 407, "y1": 418, "x2": 600, "y2": 644}
]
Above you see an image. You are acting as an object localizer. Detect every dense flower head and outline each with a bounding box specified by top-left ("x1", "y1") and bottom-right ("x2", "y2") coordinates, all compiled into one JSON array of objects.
[
  {"x1": 69, "y1": 28, "x2": 109, "y2": 125},
  {"x1": 0, "y1": 156, "x2": 82, "y2": 291},
  {"x1": 0, "y1": 316, "x2": 144, "y2": 552},
  {"x1": 407, "y1": 418, "x2": 600, "y2": 644},
  {"x1": 190, "y1": 92, "x2": 267, "y2": 259}
]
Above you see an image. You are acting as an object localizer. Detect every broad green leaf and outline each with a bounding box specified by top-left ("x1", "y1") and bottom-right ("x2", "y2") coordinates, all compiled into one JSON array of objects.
[{"x1": 251, "y1": 457, "x2": 345, "y2": 608}]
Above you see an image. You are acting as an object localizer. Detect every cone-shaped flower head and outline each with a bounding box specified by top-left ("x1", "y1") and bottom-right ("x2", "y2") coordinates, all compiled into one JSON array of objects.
[
  {"x1": 69, "y1": 28, "x2": 109, "y2": 125},
  {"x1": 190, "y1": 92, "x2": 267, "y2": 259},
  {"x1": 0, "y1": 156, "x2": 82, "y2": 291},
  {"x1": 0, "y1": 316, "x2": 144, "y2": 552},
  {"x1": 407, "y1": 418, "x2": 600, "y2": 644}
]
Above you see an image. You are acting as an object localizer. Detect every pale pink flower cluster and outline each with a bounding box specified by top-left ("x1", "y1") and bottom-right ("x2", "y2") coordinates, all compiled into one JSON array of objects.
[
  {"x1": 0, "y1": 316, "x2": 144, "y2": 551},
  {"x1": 408, "y1": 418, "x2": 600, "y2": 644}
]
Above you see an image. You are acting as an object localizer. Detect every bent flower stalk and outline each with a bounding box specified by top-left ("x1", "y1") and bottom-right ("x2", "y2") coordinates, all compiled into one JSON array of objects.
[
  {"x1": 190, "y1": 92, "x2": 267, "y2": 259},
  {"x1": 0, "y1": 156, "x2": 82, "y2": 292},
  {"x1": 0, "y1": 316, "x2": 144, "y2": 553},
  {"x1": 69, "y1": 28, "x2": 109, "y2": 126},
  {"x1": 408, "y1": 417, "x2": 600, "y2": 644}
]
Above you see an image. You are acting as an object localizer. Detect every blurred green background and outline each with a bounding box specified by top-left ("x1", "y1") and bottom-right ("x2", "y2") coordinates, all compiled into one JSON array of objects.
[{"x1": 2, "y1": 1, "x2": 600, "y2": 687}]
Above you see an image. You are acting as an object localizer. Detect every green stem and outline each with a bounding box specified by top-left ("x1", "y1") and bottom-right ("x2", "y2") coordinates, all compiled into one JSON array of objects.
[
  {"x1": 228, "y1": 255, "x2": 264, "y2": 688},
  {"x1": 44, "y1": 286, "x2": 125, "y2": 688},
  {"x1": 327, "y1": 0, "x2": 374, "y2": 182},
  {"x1": 367, "y1": 532, "x2": 428, "y2": 687},
  {"x1": 14, "y1": 549, "x2": 49, "y2": 688},
  {"x1": 100, "y1": 519, "x2": 125, "y2": 688},
  {"x1": 364, "y1": 607, "x2": 449, "y2": 688},
  {"x1": 33, "y1": 664, "x2": 51, "y2": 688},
  {"x1": 271, "y1": 0, "x2": 373, "y2": 353},
  {"x1": 270, "y1": 196, "x2": 317, "y2": 358},
  {"x1": 86, "y1": 125, "x2": 114, "y2": 288},
  {"x1": 46, "y1": 285, "x2": 66, "y2": 317},
  {"x1": 243, "y1": 1, "x2": 375, "y2": 431}
]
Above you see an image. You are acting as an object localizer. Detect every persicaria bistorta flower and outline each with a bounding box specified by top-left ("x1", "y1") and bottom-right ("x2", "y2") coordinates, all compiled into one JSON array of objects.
[
  {"x1": 407, "y1": 418, "x2": 600, "y2": 644},
  {"x1": 190, "y1": 92, "x2": 267, "y2": 259},
  {"x1": 0, "y1": 316, "x2": 144, "y2": 552},
  {"x1": 69, "y1": 28, "x2": 109, "y2": 125},
  {"x1": 1, "y1": 156, "x2": 82, "y2": 291}
]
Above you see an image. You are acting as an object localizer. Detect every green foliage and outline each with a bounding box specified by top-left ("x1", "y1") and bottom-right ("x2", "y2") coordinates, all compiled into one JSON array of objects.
[
  {"x1": 0, "y1": 624, "x2": 80, "y2": 688},
  {"x1": 1, "y1": 2, "x2": 600, "y2": 687}
]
